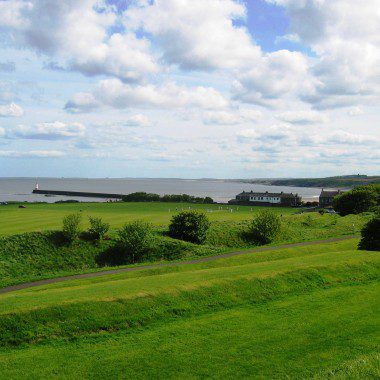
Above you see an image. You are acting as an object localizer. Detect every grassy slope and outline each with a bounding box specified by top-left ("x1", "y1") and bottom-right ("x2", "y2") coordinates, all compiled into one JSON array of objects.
[
  {"x1": 0, "y1": 239, "x2": 379, "y2": 378},
  {"x1": 0, "y1": 201, "x2": 295, "y2": 236},
  {"x1": 0, "y1": 211, "x2": 370, "y2": 288}
]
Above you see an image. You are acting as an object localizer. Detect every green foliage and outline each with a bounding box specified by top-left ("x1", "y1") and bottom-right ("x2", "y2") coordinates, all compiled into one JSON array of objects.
[
  {"x1": 0, "y1": 231, "x2": 113, "y2": 288},
  {"x1": 250, "y1": 210, "x2": 281, "y2": 244},
  {"x1": 117, "y1": 221, "x2": 154, "y2": 263},
  {"x1": 358, "y1": 215, "x2": 380, "y2": 251},
  {"x1": 62, "y1": 213, "x2": 82, "y2": 243},
  {"x1": 88, "y1": 216, "x2": 110, "y2": 240},
  {"x1": 333, "y1": 184, "x2": 380, "y2": 216},
  {"x1": 122, "y1": 192, "x2": 214, "y2": 204},
  {"x1": 318, "y1": 209, "x2": 325, "y2": 215},
  {"x1": 169, "y1": 211, "x2": 211, "y2": 244}
]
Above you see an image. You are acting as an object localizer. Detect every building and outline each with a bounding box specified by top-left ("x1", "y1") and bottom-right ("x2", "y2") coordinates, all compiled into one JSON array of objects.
[
  {"x1": 319, "y1": 189, "x2": 343, "y2": 207},
  {"x1": 230, "y1": 191, "x2": 302, "y2": 207}
]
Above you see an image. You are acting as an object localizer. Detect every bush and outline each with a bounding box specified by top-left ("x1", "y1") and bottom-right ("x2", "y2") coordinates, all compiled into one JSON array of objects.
[
  {"x1": 169, "y1": 211, "x2": 210, "y2": 244},
  {"x1": 88, "y1": 217, "x2": 110, "y2": 241},
  {"x1": 250, "y1": 210, "x2": 281, "y2": 245},
  {"x1": 358, "y1": 215, "x2": 380, "y2": 251},
  {"x1": 333, "y1": 185, "x2": 380, "y2": 216},
  {"x1": 62, "y1": 214, "x2": 82, "y2": 243},
  {"x1": 117, "y1": 221, "x2": 154, "y2": 263}
]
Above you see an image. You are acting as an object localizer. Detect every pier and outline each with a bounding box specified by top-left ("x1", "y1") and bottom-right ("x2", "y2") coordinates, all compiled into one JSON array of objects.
[{"x1": 32, "y1": 189, "x2": 123, "y2": 199}]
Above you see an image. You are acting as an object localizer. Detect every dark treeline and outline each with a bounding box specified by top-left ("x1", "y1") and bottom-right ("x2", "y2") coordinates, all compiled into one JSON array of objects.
[{"x1": 122, "y1": 192, "x2": 214, "y2": 204}]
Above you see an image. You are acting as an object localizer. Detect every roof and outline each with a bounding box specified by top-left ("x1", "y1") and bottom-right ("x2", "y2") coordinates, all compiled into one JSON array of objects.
[
  {"x1": 237, "y1": 191, "x2": 300, "y2": 198},
  {"x1": 320, "y1": 190, "x2": 342, "y2": 197}
]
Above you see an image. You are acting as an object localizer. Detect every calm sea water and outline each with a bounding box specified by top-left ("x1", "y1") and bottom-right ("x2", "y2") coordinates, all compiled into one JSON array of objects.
[{"x1": 0, "y1": 178, "x2": 321, "y2": 203}]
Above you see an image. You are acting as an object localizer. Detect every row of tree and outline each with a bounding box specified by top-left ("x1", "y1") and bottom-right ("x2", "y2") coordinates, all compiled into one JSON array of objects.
[{"x1": 121, "y1": 192, "x2": 214, "y2": 204}]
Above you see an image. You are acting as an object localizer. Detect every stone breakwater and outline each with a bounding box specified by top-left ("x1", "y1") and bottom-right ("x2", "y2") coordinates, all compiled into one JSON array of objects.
[{"x1": 32, "y1": 189, "x2": 123, "y2": 199}]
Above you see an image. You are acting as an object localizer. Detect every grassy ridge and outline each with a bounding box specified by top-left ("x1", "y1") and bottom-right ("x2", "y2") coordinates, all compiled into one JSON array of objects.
[
  {"x1": 0, "y1": 240, "x2": 378, "y2": 378},
  {"x1": 1, "y1": 261, "x2": 378, "y2": 347},
  {"x1": 0, "y1": 212, "x2": 369, "y2": 288}
]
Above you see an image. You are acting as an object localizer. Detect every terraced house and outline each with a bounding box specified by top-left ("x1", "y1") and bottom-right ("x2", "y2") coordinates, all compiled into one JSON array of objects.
[{"x1": 231, "y1": 191, "x2": 302, "y2": 207}]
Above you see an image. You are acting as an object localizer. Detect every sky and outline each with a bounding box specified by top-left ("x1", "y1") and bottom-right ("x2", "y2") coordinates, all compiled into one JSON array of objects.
[{"x1": 0, "y1": 0, "x2": 379, "y2": 179}]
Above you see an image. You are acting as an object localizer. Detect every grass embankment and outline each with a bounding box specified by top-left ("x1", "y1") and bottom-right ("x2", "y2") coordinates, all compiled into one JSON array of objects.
[
  {"x1": 0, "y1": 212, "x2": 369, "y2": 288},
  {"x1": 0, "y1": 201, "x2": 295, "y2": 236},
  {"x1": 0, "y1": 239, "x2": 379, "y2": 378}
]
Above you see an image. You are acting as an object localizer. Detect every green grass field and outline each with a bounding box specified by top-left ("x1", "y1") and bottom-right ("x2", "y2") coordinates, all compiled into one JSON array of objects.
[
  {"x1": 0, "y1": 239, "x2": 379, "y2": 378},
  {"x1": 0, "y1": 201, "x2": 295, "y2": 235}
]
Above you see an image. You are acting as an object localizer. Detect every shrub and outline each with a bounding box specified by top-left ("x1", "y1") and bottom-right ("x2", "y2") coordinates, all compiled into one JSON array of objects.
[
  {"x1": 358, "y1": 215, "x2": 380, "y2": 251},
  {"x1": 117, "y1": 221, "x2": 154, "y2": 263},
  {"x1": 169, "y1": 211, "x2": 210, "y2": 244},
  {"x1": 318, "y1": 209, "x2": 325, "y2": 215},
  {"x1": 62, "y1": 213, "x2": 82, "y2": 243},
  {"x1": 250, "y1": 210, "x2": 281, "y2": 245},
  {"x1": 333, "y1": 185, "x2": 380, "y2": 216},
  {"x1": 88, "y1": 217, "x2": 110, "y2": 241}
]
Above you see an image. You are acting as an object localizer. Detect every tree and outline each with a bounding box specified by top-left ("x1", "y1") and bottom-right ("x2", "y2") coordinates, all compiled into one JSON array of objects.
[
  {"x1": 333, "y1": 185, "x2": 380, "y2": 216},
  {"x1": 117, "y1": 221, "x2": 154, "y2": 263},
  {"x1": 62, "y1": 213, "x2": 82, "y2": 243},
  {"x1": 169, "y1": 211, "x2": 210, "y2": 244},
  {"x1": 250, "y1": 210, "x2": 281, "y2": 245},
  {"x1": 358, "y1": 215, "x2": 380, "y2": 251},
  {"x1": 88, "y1": 217, "x2": 109, "y2": 241}
]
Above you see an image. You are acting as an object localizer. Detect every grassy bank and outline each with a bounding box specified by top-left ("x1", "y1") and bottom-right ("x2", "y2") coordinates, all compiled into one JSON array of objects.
[
  {"x1": 0, "y1": 212, "x2": 370, "y2": 288},
  {"x1": 0, "y1": 239, "x2": 378, "y2": 378}
]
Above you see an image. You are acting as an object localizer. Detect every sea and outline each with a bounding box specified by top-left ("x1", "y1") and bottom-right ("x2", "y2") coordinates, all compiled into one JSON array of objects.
[{"x1": 0, "y1": 178, "x2": 321, "y2": 204}]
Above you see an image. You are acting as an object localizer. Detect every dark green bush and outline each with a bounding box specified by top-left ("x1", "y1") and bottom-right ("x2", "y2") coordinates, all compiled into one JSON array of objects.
[
  {"x1": 333, "y1": 185, "x2": 380, "y2": 216},
  {"x1": 117, "y1": 221, "x2": 154, "y2": 263},
  {"x1": 62, "y1": 213, "x2": 82, "y2": 243},
  {"x1": 122, "y1": 192, "x2": 214, "y2": 204},
  {"x1": 250, "y1": 210, "x2": 281, "y2": 245},
  {"x1": 169, "y1": 211, "x2": 210, "y2": 244},
  {"x1": 88, "y1": 217, "x2": 110, "y2": 241},
  {"x1": 358, "y1": 215, "x2": 380, "y2": 251}
]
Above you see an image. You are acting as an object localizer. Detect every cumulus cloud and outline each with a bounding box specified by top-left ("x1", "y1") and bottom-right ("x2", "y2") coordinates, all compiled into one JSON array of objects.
[
  {"x1": 124, "y1": 0, "x2": 261, "y2": 71},
  {"x1": 203, "y1": 109, "x2": 262, "y2": 125},
  {"x1": 267, "y1": 0, "x2": 380, "y2": 108},
  {"x1": 276, "y1": 110, "x2": 328, "y2": 125},
  {"x1": 0, "y1": 150, "x2": 65, "y2": 157},
  {"x1": 232, "y1": 50, "x2": 314, "y2": 108},
  {"x1": 0, "y1": 103, "x2": 24, "y2": 117},
  {"x1": 65, "y1": 79, "x2": 229, "y2": 112},
  {"x1": 0, "y1": 0, "x2": 157, "y2": 82},
  {"x1": 9, "y1": 121, "x2": 85, "y2": 140}
]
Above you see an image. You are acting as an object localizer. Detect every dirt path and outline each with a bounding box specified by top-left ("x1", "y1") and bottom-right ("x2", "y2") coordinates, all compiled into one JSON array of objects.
[{"x1": 0, "y1": 236, "x2": 358, "y2": 295}]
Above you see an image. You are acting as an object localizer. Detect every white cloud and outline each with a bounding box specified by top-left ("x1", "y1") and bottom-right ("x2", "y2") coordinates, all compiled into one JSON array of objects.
[
  {"x1": 276, "y1": 110, "x2": 328, "y2": 125},
  {"x1": 0, "y1": 127, "x2": 5, "y2": 137},
  {"x1": 203, "y1": 109, "x2": 262, "y2": 125},
  {"x1": 0, "y1": 150, "x2": 65, "y2": 157},
  {"x1": 0, "y1": 103, "x2": 24, "y2": 117},
  {"x1": 124, "y1": 0, "x2": 261, "y2": 71},
  {"x1": 233, "y1": 50, "x2": 314, "y2": 107},
  {"x1": 267, "y1": 0, "x2": 380, "y2": 108},
  {"x1": 347, "y1": 107, "x2": 364, "y2": 117},
  {"x1": 121, "y1": 114, "x2": 151, "y2": 127},
  {"x1": 65, "y1": 79, "x2": 229, "y2": 112},
  {"x1": 275, "y1": 33, "x2": 300, "y2": 44},
  {"x1": 0, "y1": 0, "x2": 158, "y2": 82},
  {"x1": 10, "y1": 121, "x2": 85, "y2": 140}
]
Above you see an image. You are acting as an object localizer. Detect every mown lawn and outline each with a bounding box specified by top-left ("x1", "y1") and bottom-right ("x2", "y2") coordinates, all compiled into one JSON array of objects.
[
  {"x1": 0, "y1": 201, "x2": 295, "y2": 236},
  {"x1": 0, "y1": 239, "x2": 379, "y2": 378}
]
